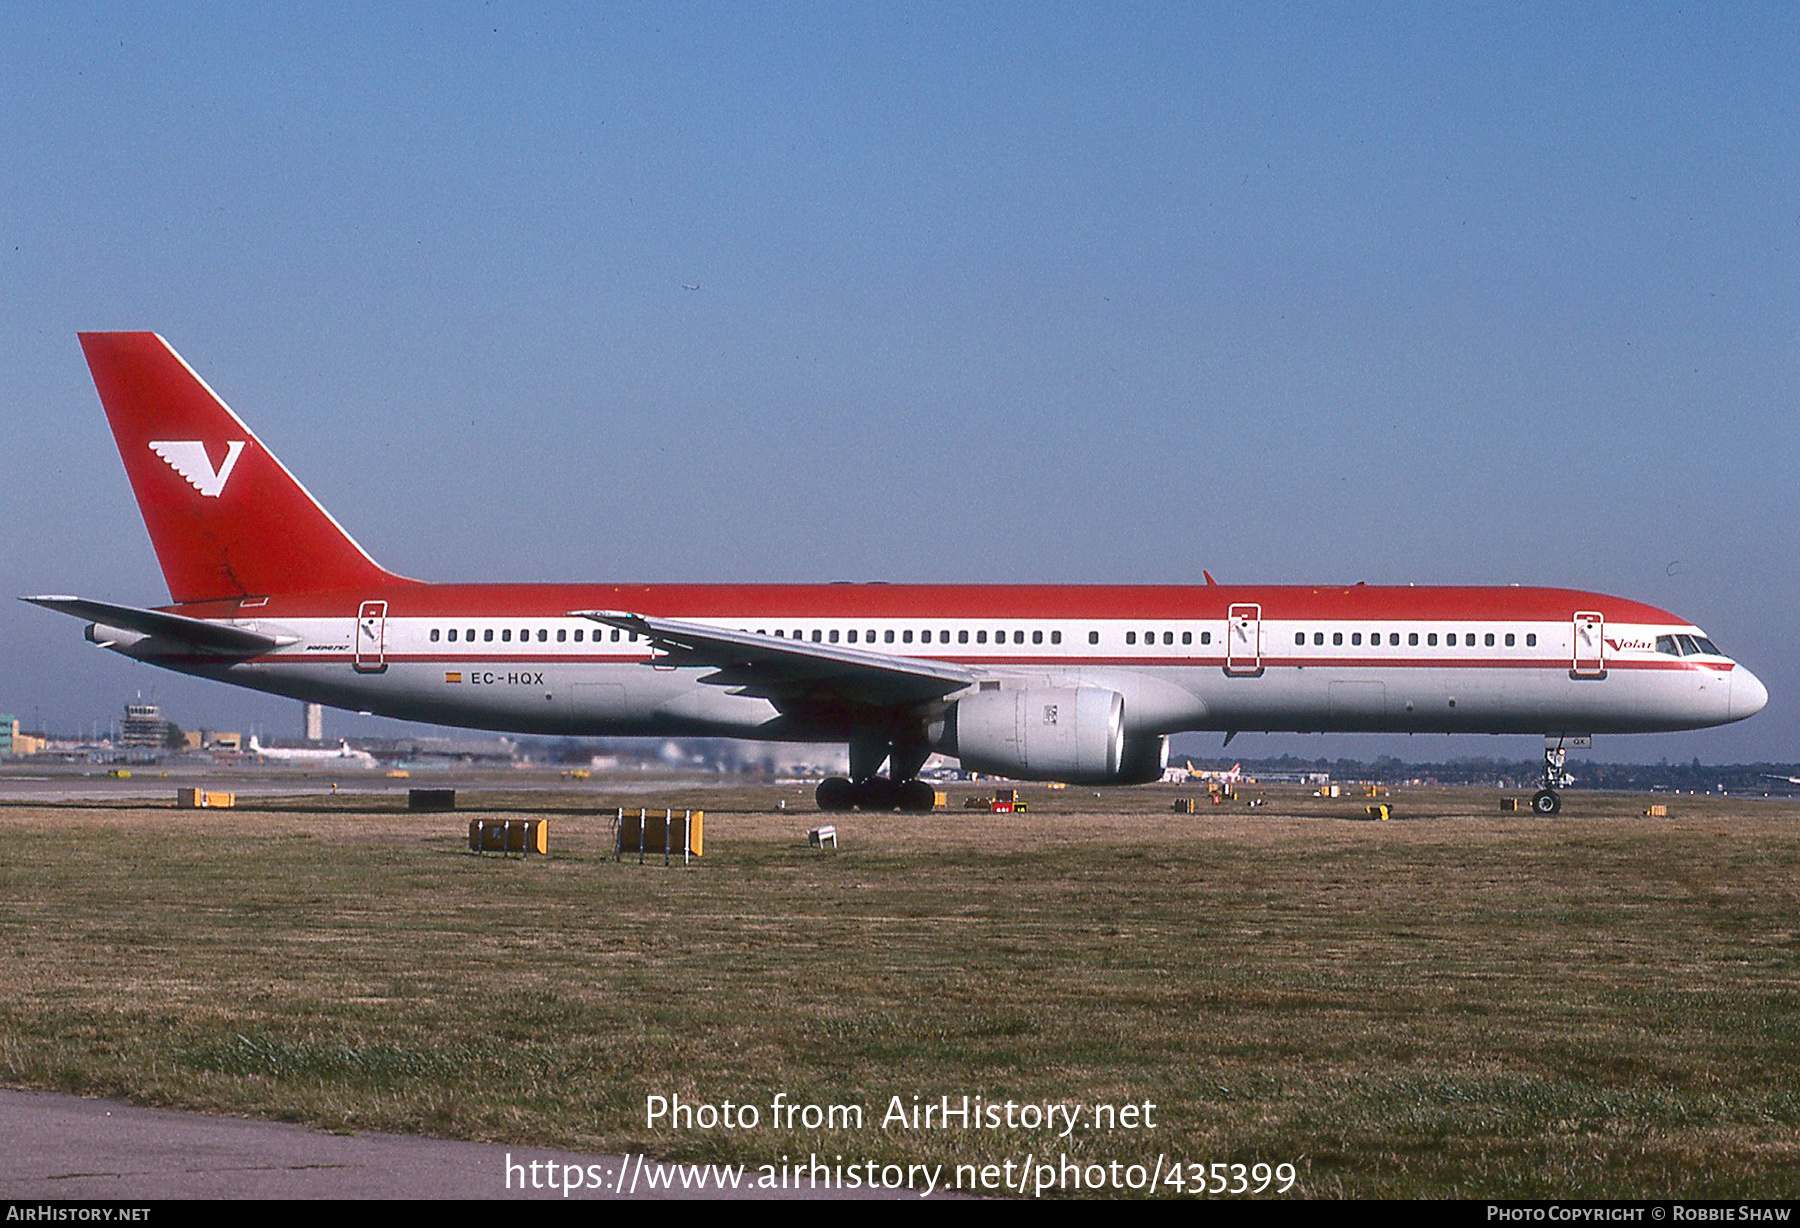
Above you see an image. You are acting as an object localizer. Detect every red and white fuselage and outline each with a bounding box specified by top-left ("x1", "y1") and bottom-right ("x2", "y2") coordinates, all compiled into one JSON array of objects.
[
  {"x1": 123, "y1": 582, "x2": 1760, "y2": 740},
  {"x1": 29, "y1": 334, "x2": 1767, "y2": 801}
]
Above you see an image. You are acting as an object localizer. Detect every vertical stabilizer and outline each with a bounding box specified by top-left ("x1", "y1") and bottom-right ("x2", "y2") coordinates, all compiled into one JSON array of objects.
[{"x1": 78, "y1": 332, "x2": 414, "y2": 604}]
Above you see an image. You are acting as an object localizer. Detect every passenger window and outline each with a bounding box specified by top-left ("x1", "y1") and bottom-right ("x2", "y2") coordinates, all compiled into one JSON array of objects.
[
  {"x1": 1033, "y1": 630, "x2": 1044, "y2": 645},
  {"x1": 1351, "y1": 632, "x2": 1362, "y2": 646},
  {"x1": 847, "y1": 630, "x2": 858, "y2": 644},
  {"x1": 903, "y1": 630, "x2": 913, "y2": 644},
  {"x1": 1466, "y1": 633, "x2": 1476, "y2": 647},
  {"x1": 1389, "y1": 633, "x2": 1399, "y2": 646},
  {"x1": 1408, "y1": 633, "x2": 1418, "y2": 646},
  {"x1": 1428, "y1": 633, "x2": 1438, "y2": 646},
  {"x1": 978, "y1": 630, "x2": 988, "y2": 644},
  {"x1": 884, "y1": 630, "x2": 895, "y2": 644},
  {"x1": 812, "y1": 630, "x2": 822, "y2": 643},
  {"x1": 501, "y1": 629, "x2": 512, "y2": 643},
  {"x1": 484, "y1": 629, "x2": 494, "y2": 642},
  {"x1": 1485, "y1": 633, "x2": 1495, "y2": 647},
  {"x1": 1181, "y1": 631, "x2": 1191, "y2": 645},
  {"x1": 1295, "y1": 632, "x2": 1305, "y2": 646},
  {"x1": 1202, "y1": 631, "x2": 1212, "y2": 645},
  {"x1": 1505, "y1": 633, "x2": 1515, "y2": 647},
  {"x1": 1313, "y1": 632, "x2": 1324, "y2": 646},
  {"x1": 1333, "y1": 632, "x2": 1343, "y2": 646},
  {"x1": 959, "y1": 630, "x2": 969, "y2": 644},
  {"x1": 556, "y1": 629, "x2": 566, "y2": 643},
  {"x1": 1088, "y1": 630, "x2": 1098, "y2": 645},
  {"x1": 1014, "y1": 631, "x2": 1025, "y2": 644},
  {"x1": 1526, "y1": 633, "x2": 1537, "y2": 647},
  {"x1": 1162, "y1": 631, "x2": 1172, "y2": 645},
  {"x1": 1126, "y1": 632, "x2": 1137, "y2": 645},
  {"x1": 574, "y1": 629, "x2": 584, "y2": 642},
  {"x1": 611, "y1": 629, "x2": 621, "y2": 642},
  {"x1": 1051, "y1": 631, "x2": 1062, "y2": 645},
  {"x1": 829, "y1": 630, "x2": 840, "y2": 644}
]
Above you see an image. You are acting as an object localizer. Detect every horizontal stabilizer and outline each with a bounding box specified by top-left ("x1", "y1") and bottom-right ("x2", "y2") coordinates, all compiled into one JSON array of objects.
[{"x1": 21, "y1": 595, "x2": 294, "y2": 655}]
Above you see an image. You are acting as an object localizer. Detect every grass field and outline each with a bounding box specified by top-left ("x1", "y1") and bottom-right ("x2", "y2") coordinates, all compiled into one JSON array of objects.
[{"x1": 1, "y1": 780, "x2": 1796, "y2": 1198}]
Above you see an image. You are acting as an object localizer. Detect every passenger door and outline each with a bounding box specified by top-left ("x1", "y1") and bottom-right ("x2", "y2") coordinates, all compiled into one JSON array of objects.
[
  {"x1": 1226, "y1": 604, "x2": 1262, "y2": 676},
  {"x1": 354, "y1": 600, "x2": 388, "y2": 673}
]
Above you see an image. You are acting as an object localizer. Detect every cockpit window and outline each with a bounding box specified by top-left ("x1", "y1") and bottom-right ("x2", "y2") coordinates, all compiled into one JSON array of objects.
[
  {"x1": 1692, "y1": 636, "x2": 1722, "y2": 656},
  {"x1": 1656, "y1": 635, "x2": 1679, "y2": 655},
  {"x1": 1677, "y1": 634, "x2": 1700, "y2": 656}
]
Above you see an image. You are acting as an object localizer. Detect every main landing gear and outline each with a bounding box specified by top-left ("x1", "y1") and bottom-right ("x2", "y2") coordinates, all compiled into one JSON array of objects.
[
  {"x1": 1530, "y1": 741, "x2": 1577, "y2": 815},
  {"x1": 815, "y1": 776, "x2": 938, "y2": 813},
  {"x1": 815, "y1": 736, "x2": 938, "y2": 813}
]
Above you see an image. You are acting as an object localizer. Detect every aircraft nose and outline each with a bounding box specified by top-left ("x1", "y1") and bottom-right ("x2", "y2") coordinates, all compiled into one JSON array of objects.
[{"x1": 1732, "y1": 666, "x2": 1769, "y2": 722}]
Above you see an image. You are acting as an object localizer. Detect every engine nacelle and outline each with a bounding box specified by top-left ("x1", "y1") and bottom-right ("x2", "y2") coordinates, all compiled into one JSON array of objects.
[
  {"x1": 1115, "y1": 732, "x2": 1170, "y2": 785},
  {"x1": 950, "y1": 686, "x2": 1125, "y2": 783}
]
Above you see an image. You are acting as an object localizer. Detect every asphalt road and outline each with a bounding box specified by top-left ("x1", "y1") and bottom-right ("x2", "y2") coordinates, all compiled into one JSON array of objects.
[{"x1": 0, "y1": 1089, "x2": 922, "y2": 1200}]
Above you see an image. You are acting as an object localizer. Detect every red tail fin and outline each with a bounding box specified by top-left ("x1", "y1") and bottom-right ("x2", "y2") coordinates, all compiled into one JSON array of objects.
[{"x1": 79, "y1": 332, "x2": 414, "y2": 604}]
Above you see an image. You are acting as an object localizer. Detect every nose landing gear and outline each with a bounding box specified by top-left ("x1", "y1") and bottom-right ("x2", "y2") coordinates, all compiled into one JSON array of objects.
[{"x1": 1531, "y1": 741, "x2": 1577, "y2": 815}]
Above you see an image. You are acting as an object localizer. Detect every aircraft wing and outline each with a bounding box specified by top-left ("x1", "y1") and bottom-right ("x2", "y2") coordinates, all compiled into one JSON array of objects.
[
  {"x1": 570, "y1": 610, "x2": 977, "y2": 708},
  {"x1": 21, "y1": 595, "x2": 295, "y2": 655}
]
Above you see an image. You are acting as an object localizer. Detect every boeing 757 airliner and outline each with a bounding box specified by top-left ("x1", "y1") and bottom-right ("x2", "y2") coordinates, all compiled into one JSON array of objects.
[{"x1": 26, "y1": 333, "x2": 1768, "y2": 814}]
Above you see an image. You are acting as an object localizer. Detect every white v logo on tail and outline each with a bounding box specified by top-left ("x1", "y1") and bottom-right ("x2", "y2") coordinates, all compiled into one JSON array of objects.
[{"x1": 149, "y1": 440, "x2": 245, "y2": 497}]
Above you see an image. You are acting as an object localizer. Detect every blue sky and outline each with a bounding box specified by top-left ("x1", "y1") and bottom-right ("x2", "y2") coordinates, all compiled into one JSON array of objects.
[{"x1": 4, "y1": 3, "x2": 1796, "y2": 761}]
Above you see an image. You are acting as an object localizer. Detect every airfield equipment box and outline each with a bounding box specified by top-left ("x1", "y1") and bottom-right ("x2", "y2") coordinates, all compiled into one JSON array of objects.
[
  {"x1": 615, "y1": 808, "x2": 704, "y2": 864},
  {"x1": 1643, "y1": 804, "x2": 1668, "y2": 817},
  {"x1": 408, "y1": 788, "x2": 457, "y2": 811},
  {"x1": 1173, "y1": 797, "x2": 1199, "y2": 814},
  {"x1": 1366, "y1": 804, "x2": 1392, "y2": 821},
  {"x1": 468, "y1": 818, "x2": 549, "y2": 856},
  {"x1": 1500, "y1": 798, "x2": 1520, "y2": 812},
  {"x1": 809, "y1": 825, "x2": 837, "y2": 849},
  {"x1": 177, "y1": 788, "x2": 236, "y2": 809}
]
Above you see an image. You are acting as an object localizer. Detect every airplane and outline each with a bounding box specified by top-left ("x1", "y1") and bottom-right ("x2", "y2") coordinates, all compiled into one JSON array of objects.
[
  {"x1": 245, "y1": 735, "x2": 378, "y2": 769},
  {"x1": 1184, "y1": 760, "x2": 1245, "y2": 784},
  {"x1": 25, "y1": 333, "x2": 1769, "y2": 817}
]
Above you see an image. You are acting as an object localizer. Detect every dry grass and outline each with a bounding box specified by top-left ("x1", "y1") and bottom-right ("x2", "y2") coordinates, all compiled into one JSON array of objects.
[{"x1": 1, "y1": 781, "x2": 1796, "y2": 1197}]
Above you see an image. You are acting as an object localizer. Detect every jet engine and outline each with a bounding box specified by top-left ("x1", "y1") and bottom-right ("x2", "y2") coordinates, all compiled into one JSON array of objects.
[{"x1": 949, "y1": 686, "x2": 1129, "y2": 783}]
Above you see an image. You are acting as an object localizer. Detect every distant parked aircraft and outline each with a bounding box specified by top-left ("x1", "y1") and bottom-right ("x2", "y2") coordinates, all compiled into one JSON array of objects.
[{"x1": 246, "y1": 735, "x2": 377, "y2": 769}]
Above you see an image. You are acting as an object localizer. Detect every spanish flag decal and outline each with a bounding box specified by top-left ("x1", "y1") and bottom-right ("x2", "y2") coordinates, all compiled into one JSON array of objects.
[{"x1": 445, "y1": 672, "x2": 462, "y2": 684}]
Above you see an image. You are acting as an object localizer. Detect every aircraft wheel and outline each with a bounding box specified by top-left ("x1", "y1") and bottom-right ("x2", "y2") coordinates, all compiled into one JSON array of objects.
[
  {"x1": 816, "y1": 777, "x2": 857, "y2": 811},
  {"x1": 855, "y1": 777, "x2": 901, "y2": 811},
  {"x1": 1531, "y1": 789, "x2": 1562, "y2": 816},
  {"x1": 898, "y1": 779, "x2": 938, "y2": 813}
]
